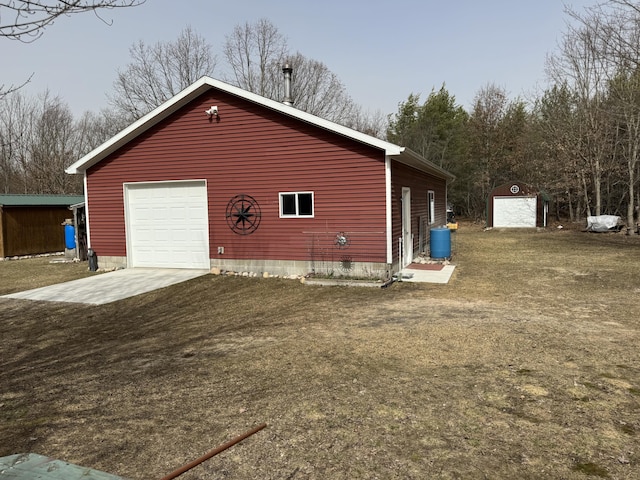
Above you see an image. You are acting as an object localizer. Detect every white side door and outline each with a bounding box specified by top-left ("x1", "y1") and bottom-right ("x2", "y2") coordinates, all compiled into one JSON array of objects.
[{"x1": 402, "y1": 187, "x2": 413, "y2": 266}]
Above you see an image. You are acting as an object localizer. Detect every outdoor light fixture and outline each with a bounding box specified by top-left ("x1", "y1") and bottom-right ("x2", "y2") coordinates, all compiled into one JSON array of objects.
[{"x1": 205, "y1": 106, "x2": 218, "y2": 118}]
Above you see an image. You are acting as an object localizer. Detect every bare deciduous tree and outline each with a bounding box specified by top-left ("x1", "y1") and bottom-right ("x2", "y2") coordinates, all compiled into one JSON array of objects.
[
  {"x1": 27, "y1": 91, "x2": 82, "y2": 193},
  {"x1": 0, "y1": 0, "x2": 145, "y2": 41},
  {"x1": 223, "y1": 19, "x2": 360, "y2": 125},
  {"x1": 0, "y1": 92, "x2": 33, "y2": 192},
  {"x1": 275, "y1": 52, "x2": 358, "y2": 124},
  {"x1": 587, "y1": 0, "x2": 640, "y2": 233},
  {"x1": 534, "y1": 84, "x2": 585, "y2": 221},
  {"x1": 547, "y1": 0, "x2": 640, "y2": 231},
  {"x1": 546, "y1": 7, "x2": 614, "y2": 217},
  {"x1": 110, "y1": 26, "x2": 216, "y2": 120},
  {"x1": 1, "y1": 1, "x2": 144, "y2": 98},
  {"x1": 343, "y1": 104, "x2": 388, "y2": 140},
  {"x1": 608, "y1": 69, "x2": 640, "y2": 233},
  {"x1": 0, "y1": 91, "x2": 87, "y2": 194},
  {"x1": 0, "y1": 74, "x2": 33, "y2": 104},
  {"x1": 223, "y1": 18, "x2": 288, "y2": 99},
  {"x1": 75, "y1": 107, "x2": 130, "y2": 155}
]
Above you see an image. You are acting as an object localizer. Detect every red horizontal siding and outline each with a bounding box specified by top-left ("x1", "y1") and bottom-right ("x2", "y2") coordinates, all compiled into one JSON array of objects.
[
  {"x1": 87, "y1": 89, "x2": 387, "y2": 264},
  {"x1": 391, "y1": 162, "x2": 448, "y2": 262}
]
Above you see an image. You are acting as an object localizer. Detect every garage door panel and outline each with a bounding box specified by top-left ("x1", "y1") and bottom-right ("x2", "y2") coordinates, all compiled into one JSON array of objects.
[
  {"x1": 493, "y1": 196, "x2": 537, "y2": 228},
  {"x1": 125, "y1": 181, "x2": 210, "y2": 269}
]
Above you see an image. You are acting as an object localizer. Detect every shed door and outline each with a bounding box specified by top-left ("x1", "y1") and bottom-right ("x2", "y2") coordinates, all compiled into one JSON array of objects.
[
  {"x1": 493, "y1": 196, "x2": 537, "y2": 228},
  {"x1": 125, "y1": 181, "x2": 210, "y2": 269}
]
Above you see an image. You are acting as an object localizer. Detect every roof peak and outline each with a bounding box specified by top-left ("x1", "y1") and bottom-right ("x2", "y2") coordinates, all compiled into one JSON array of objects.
[{"x1": 66, "y1": 76, "x2": 452, "y2": 181}]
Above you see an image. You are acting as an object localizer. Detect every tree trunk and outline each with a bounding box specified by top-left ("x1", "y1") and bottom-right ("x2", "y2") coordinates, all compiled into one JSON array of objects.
[
  {"x1": 580, "y1": 171, "x2": 592, "y2": 218},
  {"x1": 593, "y1": 158, "x2": 602, "y2": 216},
  {"x1": 627, "y1": 147, "x2": 637, "y2": 235}
]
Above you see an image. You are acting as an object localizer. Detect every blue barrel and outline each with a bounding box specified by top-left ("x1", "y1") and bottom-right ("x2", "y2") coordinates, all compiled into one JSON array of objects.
[
  {"x1": 430, "y1": 227, "x2": 451, "y2": 259},
  {"x1": 64, "y1": 224, "x2": 76, "y2": 249}
]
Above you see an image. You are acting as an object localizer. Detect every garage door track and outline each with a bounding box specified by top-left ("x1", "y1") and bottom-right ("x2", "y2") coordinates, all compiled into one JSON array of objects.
[{"x1": 1, "y1": 268, "x2": 210, "y2": 305}]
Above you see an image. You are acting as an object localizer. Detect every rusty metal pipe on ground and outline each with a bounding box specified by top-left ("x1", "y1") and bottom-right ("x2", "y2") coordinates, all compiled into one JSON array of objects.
[{"x1": 159, "y1": 423, "x2": 267, "y2": 480}]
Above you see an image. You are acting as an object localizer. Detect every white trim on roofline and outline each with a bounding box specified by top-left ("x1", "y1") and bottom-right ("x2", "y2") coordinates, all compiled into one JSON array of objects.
[{"x1": 65, "y1": 76, "x2": 453, "y2": 181}]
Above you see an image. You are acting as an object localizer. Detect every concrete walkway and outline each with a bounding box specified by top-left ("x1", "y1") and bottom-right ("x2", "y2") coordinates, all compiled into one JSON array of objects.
[{"x1": 1, "y1": 268, "x2": 210, "y2": 305}]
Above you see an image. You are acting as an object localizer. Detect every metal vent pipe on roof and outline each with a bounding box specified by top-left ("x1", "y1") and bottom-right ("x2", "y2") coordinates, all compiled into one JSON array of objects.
[{"x1": 282, "y1": 64, "x2": 293, "y2": 106}]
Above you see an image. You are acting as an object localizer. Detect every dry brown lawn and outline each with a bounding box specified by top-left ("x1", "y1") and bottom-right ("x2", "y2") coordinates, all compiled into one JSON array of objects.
[{"x1": 1, "y1": 222, "x2": 639, "y2": 479}]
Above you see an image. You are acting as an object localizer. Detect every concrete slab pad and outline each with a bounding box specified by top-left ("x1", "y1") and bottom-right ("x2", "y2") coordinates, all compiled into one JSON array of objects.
[
  {"x1": 1, "y1": 268, "x2": 210, "y2": 305},
  {"x1": 398, "y1": 265, "x2": 455, "y2": 284},
  {"x1": 0, "y1": 453, "x2": 129, "y2": 479}
]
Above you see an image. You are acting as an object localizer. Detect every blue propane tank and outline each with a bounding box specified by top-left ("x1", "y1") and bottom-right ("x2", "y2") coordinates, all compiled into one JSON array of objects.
[
  {"x1": 430, "y1": 227, "x2": 451, "y2": 259},
  {"x1": 64, "y1": 224, "x2": 76, "y2": 249}
]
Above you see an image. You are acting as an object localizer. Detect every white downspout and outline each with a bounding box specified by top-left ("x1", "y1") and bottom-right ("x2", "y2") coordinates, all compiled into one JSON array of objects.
[
  {"x1": 385, "y1": 156, "x2": 393, "y2": 265},
  {"x1": 83, "y1": 172, "x2": 91, "y2": 249}
]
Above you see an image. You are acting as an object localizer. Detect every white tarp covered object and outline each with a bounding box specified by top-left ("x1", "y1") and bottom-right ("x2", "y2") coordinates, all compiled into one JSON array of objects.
[{"x1": 586, "y1": 215, "x2": 622, "y2": 232}]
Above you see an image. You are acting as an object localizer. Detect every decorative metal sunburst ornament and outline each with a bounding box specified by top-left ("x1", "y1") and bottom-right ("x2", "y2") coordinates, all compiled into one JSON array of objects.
[
  {"x1": 340, "y1": 255, "x2": 353, "y2": 272},
  {"x1": 225, "y1": 194, "x2": 261, "y2": 235}
]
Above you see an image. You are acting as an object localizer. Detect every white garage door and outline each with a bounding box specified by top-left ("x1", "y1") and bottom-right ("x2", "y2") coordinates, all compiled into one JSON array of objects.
[
  {"x1": 125, "y1": 181, "x2": 210, "y2": 269},
  {"x1": 493, "y1": 196, "x2": 537, "y2": 228}
]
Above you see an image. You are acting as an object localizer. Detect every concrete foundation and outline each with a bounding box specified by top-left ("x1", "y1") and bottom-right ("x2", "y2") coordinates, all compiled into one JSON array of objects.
[
  {"x1": 96, "y1": 255, "x2": 389, "y2": 279},
  {"x1": 95, "y1": 255, "x2": 128, "y2": 270},
  {"x1": 211, "y1": 258, "x2": 389, "y2": 279}
]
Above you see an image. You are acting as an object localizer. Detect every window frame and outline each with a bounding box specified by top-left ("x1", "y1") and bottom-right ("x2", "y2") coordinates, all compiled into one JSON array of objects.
[{"x1": 279, "y1": 191, "x2": 315, "y2": 218}]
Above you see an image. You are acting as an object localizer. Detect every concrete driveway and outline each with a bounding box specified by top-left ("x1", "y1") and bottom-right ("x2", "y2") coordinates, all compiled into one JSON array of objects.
[{"x1": 1, "y1": 268, "x2": 210, "y2": 305}]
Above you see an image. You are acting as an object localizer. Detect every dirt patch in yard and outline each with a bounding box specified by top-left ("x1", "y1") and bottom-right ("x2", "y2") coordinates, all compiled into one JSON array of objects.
[{"x1": 1, "y1": 222, "x2": 640, "y2": 479}]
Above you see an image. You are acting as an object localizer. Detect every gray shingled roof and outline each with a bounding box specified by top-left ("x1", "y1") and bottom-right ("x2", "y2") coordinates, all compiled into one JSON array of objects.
[{"x1": 0, "y1": 194, "x2": 84, "y2": 207}]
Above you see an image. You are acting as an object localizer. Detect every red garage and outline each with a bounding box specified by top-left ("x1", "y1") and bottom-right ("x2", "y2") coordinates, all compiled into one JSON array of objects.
[{"x1": 66, "y1": 77, "x2": 454, "y2": 279}]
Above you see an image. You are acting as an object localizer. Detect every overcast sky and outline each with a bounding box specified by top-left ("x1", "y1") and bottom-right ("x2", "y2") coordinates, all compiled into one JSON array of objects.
[{"x1": 3, "y1": 0, "x2": 602, "y2": 118}]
